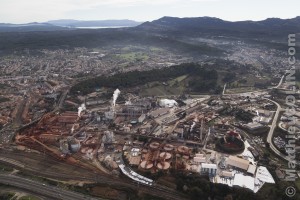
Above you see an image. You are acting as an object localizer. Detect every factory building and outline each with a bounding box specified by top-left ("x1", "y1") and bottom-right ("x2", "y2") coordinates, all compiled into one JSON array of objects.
[
  {"x1": 193, "y1": 154, "x2": 206, "y2": 164},
  {"x1": 226, "y1": 156, "x2": 250, "y2": 171},
  {"x1": 247, "y1": 164, "x2": 257, "y2": 175},
  {"x1": 138, "y1": 114, "x2": 146, "y2": 123},
  {"x1": 256, "y1": 109, "x2": 272, "y2": 117},
  {"x1": 220, "y1": 171, "x2": 234, "y2": 178},
  {"x1": 233, "y1": 174, "x2": 255, "y2": 191},
  {"x1": 201, "y1": 163, "x2": 217, "y2": 176},
  {"x1": 149, "y1": 108, "x2": 170, "y2": 118},
  {"x1": 243, "y1": 122, "x2": 268, "y2": 134},
  {"x1": 244, "y1": 122, "x2": 264, "y2": 131}
]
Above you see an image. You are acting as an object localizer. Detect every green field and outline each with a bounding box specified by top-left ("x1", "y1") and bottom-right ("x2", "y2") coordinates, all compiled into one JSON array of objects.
[
  {"x1": 226, "y1": 87, "x2": 258, "y2": 94},
  {"x1": 139, "y1": 75, "x2": 189, "y2": 96},
  {"x1": 149, "y1": 47, "x2": 163, "y2": 52},
  {"x1": 168, "y1": 75, "x2": 188, "y2": 87},
  {"x1": 228, "y1": 74, "x2": 271, "y2": 88},
  {"x1": 117, "y1": 52, "x2": 149, "y2": 61},
  {"x1": 121, "y1": 46, "x2": 131, "y2": 51}
]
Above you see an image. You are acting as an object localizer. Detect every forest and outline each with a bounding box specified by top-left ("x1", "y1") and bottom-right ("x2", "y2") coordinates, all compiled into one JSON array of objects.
[{"x1": 70, "y1": 62, "x2": 221, "y2": 95}]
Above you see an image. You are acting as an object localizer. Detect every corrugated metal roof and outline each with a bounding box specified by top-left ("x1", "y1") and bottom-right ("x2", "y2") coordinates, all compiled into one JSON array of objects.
[{"x1": 227, "y1": 156, "x2": 250, "y2": 171}]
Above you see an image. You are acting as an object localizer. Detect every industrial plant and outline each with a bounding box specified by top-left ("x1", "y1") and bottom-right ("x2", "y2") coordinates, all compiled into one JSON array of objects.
[{"x1": 12, "y1": 88, "x2": 280, "y2": 194}]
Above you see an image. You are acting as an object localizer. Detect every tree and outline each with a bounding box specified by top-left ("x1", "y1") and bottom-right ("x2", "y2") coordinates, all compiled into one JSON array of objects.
[
  {"x1": 225, "y1": 194, "x2": 233, "y2": 200},
  {"x1": 176, "y1": 179, "x2": 184, "y2": 191},
  {"x1": 189, "y1": 187, "x2": 204, "y2": 200}
]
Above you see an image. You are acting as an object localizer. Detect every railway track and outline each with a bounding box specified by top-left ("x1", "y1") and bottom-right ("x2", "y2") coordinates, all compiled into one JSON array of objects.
[{"x1": 0, "y1": 149, "x2": 188, "y2": 200}]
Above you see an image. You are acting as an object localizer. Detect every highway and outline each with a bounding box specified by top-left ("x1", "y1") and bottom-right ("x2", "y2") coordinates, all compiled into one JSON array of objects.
[
  {"x1": 264, "y1": 98, "x2": 296, "y2": 163},
  {"x1": 222, "y1": 76, "x2": 293, "y2": 163},
  {"x1": 0, "y1": 174, "x2": 102, "y2": 200}
]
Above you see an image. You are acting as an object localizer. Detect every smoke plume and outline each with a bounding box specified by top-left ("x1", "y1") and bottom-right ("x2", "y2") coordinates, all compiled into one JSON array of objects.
[
  {"x1": 112, "y1": 89, "x2": 120, "y2": 109},
  {"x1": 78, "y1": 103, "x2": 86, "y2": 117}
]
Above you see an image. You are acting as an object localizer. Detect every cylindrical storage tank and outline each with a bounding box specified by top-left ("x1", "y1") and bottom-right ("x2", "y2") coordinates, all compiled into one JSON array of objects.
[
  {"x1": 81, "y1": 147, "x2": 88, "y2": 154},
  {"x1": 157, "y1": 162, "x2": 170, "y2": 170},
  {"x1": 149, "y1": 142, "x2": 160, "y2": 150},
  {"x1": 177, "y1": 145, "x2": 189, "y2": 154},
  {"x1": 159, "y1": 152, "x2": 172, "y2": 160},
  {"x1": 164, "y1": 144, "x2": 174, "y2": 151},
  {"x1": 140, "y1": 161, "x2": 153, "y2": 169}
]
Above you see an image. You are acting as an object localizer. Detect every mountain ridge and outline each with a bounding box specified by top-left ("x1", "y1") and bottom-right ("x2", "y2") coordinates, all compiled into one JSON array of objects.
[
  {"x1": 0, "y1": 16, "x2": 299, "y2": 33},
  {"x1": 136, "y1": 16, "x2": 300, "y2": 39},
  {"x1": 47, "y1": 19, "x2": 142, "y2": 27},
  {"x1": 0, "y1": 16, "x2": 299, "y2": 54}
]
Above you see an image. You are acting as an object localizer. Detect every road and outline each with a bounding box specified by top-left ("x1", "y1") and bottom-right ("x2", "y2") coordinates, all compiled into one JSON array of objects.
[
  {"x1": 222, "y1": 83, "x2": 227, "y2": 95},
  {"x1": 273, "y1": 75, "x2": 284, "y2": 89},
  {"x1": 0, "y1": 174, "x2": 102, "y2": 200},
  {"x1": 222, "y1": 75, "x2": 284, "y2": 96},
  {"x1": 222, "y1": 83, "x2": 267, "y2": 96},
  {"x1": 264, "y1": 98, "x2": 295, "y2": 163},
  {"x1": 221, "y1": 84, "x2": 297, "y2": 166},
  {"x1": 222, "y1": 75, "x2": 294, "y2": 164}
]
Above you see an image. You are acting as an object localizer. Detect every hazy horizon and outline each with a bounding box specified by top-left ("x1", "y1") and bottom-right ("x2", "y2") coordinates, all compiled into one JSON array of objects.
[
  {"x1": 1, "y1": 16, "x2": 300, "y2": 25},
  {"x1": 1, "y1": 0, "x2": 299, "y2": 24}
]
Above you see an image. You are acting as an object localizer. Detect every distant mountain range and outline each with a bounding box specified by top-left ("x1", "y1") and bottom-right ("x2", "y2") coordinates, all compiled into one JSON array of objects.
[
  {"x1": 0, "y1": 22, "x2": 70, "y2": 32},
  {"x1": 47, "y1": 19, "x2": 142, "y2": 28},
  {"x1": 0, "y1": 16, "x2": 299, "y2": 56},
  {"x1": 0, "y1": 19, "x2": 142, "y2": 32},
  {"x1": 0, "y1": 16, "x2": 299, "y2": 36},
  {"x1": 137, "y1": 16, "x2": 300, "y2": 38}
]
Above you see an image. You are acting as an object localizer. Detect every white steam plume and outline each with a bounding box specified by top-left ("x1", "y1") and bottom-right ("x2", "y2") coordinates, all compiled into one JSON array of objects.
[
  {"x1": 190, "y1": 121, "x2": 196, "y2": 132},
  {"x1": 71, "y1": 124, "x2": 75, "y2": 134},
  {"x1": 78, "y1": 103, "x2": 86, "y2": 117},
  {"x1": 112, "y1": 89, "x2": 120, "y2": 109}
]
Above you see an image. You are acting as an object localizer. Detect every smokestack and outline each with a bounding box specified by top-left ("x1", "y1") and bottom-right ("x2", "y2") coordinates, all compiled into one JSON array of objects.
[
  {"x1": 200, "y1": 119, "x2": 204, "y2": 141},
  {"x1": 112, "y1": 89, "x2": 120, "y2": 110}
]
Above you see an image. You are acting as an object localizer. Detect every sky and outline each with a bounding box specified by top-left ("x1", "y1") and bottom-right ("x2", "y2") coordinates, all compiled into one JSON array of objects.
[{"x1": 0, "y1": 0, "x2": 299, "y2": 24}]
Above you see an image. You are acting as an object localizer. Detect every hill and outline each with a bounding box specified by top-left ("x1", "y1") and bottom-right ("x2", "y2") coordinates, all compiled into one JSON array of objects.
[
  {"x1": 47, "y1": 19, "x2": 142, "y2": 28},
  {"x1": 0, "y1": 16, "x2": 299, "y2": 57},
  {"x1": 137, "y1": 16, "x2": 300, "y2": 38},
  {"x1": 0, "y1": 22, "x2": 72, "y2": 32},
  {"x1": 0, "y1": 19, "x2": 142, "y2": 32}
]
